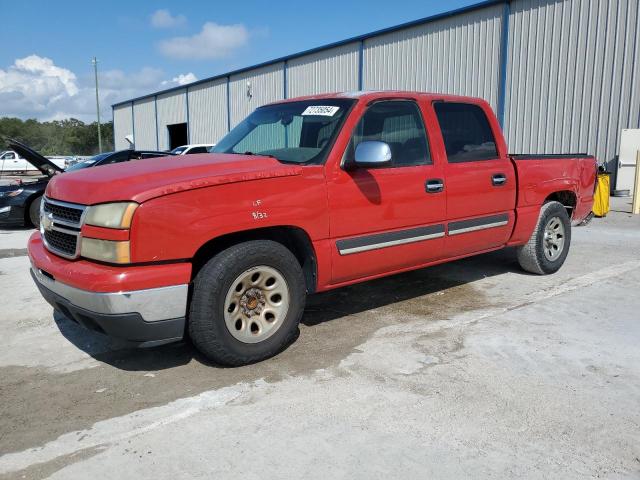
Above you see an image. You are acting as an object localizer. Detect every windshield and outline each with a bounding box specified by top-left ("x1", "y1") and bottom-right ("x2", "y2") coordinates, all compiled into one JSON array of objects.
[
  {"x1": 212, "y1": 99, "x2": 355, "y2": 164},
  {"x1": 65, "y1": 152, "x2": 112, "y2": 171},
  {"x1": 170, "y1": 146, "x2": 187, "y2": 154}
]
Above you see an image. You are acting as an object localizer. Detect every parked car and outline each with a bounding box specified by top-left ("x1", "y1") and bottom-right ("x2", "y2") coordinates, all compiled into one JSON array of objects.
[
  {"x1": 170, "y1": 144, "x2": 215, "y2": 155},
  {"x1": 0, "y1": 150, "x2": 68, "y2": 174},
  {"x1": 0, "y1": 139, "x2": 172, "y2": 227},
  {"x1": 28, "y1": 91, "x2": 596, "y2": 365}
]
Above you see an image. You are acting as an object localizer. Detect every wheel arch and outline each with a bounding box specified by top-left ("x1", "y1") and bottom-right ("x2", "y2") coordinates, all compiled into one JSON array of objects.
[
  {"x1": 544, "y1": 190, "x2": 577, "y2": 218},
  {"x1": 191, "y1": 226, "x2": 318, "y2": 294}
]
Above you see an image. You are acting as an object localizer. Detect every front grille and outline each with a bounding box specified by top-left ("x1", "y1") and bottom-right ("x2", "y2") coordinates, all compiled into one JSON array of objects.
[
  {"x1": 44, "y1": 229, "x2": 78, "y2": 257},
  {"x1": 43, "y1": 200, "x2": 83, "y2": 224},
  {"x1": 42, "y1": 198, "x2": 86, "y2": 259}
]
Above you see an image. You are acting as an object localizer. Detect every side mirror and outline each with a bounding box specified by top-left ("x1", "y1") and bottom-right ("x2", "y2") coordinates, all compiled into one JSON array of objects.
[{"x1": 354, "y1": 141, "x2": 392, "y2": 168}]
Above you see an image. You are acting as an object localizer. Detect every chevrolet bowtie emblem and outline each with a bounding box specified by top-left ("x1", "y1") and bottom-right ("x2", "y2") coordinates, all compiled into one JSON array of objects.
[{"x1": 41, "y1": 212, "x2": 54, "y2": 232}]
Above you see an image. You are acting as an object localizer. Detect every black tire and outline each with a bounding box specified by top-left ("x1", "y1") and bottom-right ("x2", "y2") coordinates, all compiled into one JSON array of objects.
[
  {"x1": 516, "y1": 201, "x2": 571, "y2": 275},
  {"x1": 28, "y1": 196, "x2": 42, "y2": 228},
  {"x1": 189, "y1": 240, "x2": 306, "y2": 366}
]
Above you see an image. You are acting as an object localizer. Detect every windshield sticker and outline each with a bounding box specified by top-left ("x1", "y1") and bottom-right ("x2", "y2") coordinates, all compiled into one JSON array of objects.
[{"x1": 301, "y1": 106, "x2": 340, "y2": 116}]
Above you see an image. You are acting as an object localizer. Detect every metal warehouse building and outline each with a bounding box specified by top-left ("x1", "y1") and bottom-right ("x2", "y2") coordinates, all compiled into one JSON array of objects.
[{"x1": 113, "y1": 0, "x2": 640, "y2": 169}]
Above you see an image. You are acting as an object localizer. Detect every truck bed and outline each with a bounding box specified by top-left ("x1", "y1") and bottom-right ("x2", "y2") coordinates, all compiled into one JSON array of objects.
[{"x1": 510, "y1": 154, "x2": 595, "y2": 160}]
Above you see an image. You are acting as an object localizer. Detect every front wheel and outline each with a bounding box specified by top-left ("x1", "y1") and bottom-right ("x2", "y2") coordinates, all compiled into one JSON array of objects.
[
  {"x1": 188, "y1": 240, "x2": 306, "y2": 366},
  {"x1": 516, "y1": 201, "x2": 571, "y2": 275}
]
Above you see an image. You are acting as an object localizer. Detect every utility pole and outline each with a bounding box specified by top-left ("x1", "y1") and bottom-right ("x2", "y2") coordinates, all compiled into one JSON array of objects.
[{"x1": 91, "y1": 57, "x2": 103, "y2": 153}]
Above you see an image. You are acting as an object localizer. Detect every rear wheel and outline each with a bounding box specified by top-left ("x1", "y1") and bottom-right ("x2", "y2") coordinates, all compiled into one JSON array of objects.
[
  {"x1": 28, "y1": 196, "x2": 42, "y2": 228},
  {"x1": 189, "y1": 240, "x2": 306, "y2": 366},
  {"x1": 517, "y1": 201, "x2": 571, "y2": 275}
]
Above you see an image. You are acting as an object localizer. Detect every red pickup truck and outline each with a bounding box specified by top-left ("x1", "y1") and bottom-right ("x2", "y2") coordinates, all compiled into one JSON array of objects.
[{"x1": 28, "y1": 91, "x2": 596, "y2": 365}]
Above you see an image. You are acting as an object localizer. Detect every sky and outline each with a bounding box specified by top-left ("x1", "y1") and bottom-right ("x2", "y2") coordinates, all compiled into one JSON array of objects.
[{"x1": 0, "y1": 0, "x2": 478, "y2": 123}]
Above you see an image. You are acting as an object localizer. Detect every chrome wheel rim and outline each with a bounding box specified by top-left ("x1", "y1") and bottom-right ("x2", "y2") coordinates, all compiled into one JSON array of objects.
[
  {"x1": 543, "y1": 216, "x2": 565, "y2": 261},
  {"x1": 223, "y1": 266, "x2": 290, "y2": 344}
]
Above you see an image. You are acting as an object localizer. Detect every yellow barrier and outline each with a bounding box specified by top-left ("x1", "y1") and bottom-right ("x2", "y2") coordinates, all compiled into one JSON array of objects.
[{"x1": 593, "y1": 172, "x2": 610, "y2": 217}]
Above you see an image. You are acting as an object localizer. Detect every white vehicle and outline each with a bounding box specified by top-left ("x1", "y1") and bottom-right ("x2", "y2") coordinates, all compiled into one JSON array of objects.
[
  {"x1": 0, "y1": 150, "x2": 67, "y2": 174},
  {"x1": 169, "y1": 144, "x2": 214, "y2": 155},
  {"x1": 0, "y1": 150, "x2": 30, "y2": 173}
]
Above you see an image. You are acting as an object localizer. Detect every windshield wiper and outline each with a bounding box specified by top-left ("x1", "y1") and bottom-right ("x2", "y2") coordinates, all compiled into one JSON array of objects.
[{"x1": 242, "y1": 151, "x2": 278, "y2": 159}]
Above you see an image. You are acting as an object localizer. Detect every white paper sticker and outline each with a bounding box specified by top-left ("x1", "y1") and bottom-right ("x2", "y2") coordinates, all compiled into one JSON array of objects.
[{"x1": 301, "y1": 106, "x2": 340, "y2": 116}]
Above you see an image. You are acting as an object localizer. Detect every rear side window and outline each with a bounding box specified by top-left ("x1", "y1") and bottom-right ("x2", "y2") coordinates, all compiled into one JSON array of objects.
[
  {"x1": 433, "y1": 102, "x2": 498, "y2": 163},
  {"x1": 346, "y1": 101, "x2": 431, "y2": 167}
]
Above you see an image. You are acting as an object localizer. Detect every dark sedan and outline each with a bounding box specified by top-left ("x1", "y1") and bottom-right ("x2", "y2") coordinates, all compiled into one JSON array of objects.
[{"x1": 0, "y1": 140, "x2": 173, "y2": 228}]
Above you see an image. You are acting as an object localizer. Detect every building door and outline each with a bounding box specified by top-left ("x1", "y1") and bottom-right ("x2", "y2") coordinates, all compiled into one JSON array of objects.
[{"x1": 167, "y1": 123, "x2": 188, "y2": 150}]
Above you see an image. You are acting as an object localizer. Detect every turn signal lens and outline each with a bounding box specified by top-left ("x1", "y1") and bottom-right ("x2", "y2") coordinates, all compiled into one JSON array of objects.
[
  {"x1": 85, "y1": 202, "x2": 138, "y2": 229},
  {"x1": 80, "y1": 238, "x2": 131, "y2": 264}
]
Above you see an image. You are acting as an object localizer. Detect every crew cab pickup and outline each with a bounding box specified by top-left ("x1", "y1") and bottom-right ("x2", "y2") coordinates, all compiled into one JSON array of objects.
[{"x1": 28, "y1": 91, "x2": 596, "y2": 365}]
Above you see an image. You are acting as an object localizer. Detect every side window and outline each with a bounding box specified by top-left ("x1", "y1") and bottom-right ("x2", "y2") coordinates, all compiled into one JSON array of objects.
[
  {"x1": 186, "y1": 146, "x2": 208, "y2": 154},
  {"x1": 346, "y1": 101, "x2": 430, "y2": 167},
  {"x1": 4, "y1": 152, "x2": 16, "y2": 160},
  {"x1": 433, "y1": 102, "x2": 499, "y2": 163},
  {"x1": 101, "y1": 152, "x2": 130, "y2": 165}
]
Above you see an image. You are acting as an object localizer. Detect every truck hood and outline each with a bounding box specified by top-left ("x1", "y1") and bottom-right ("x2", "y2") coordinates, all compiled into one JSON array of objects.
[
  {"x1": 7, "y1": 139, "x2": 64, "y2": 177},
  {"x1": 45, "y1": 153, "x2": 303, "y2": 205}
]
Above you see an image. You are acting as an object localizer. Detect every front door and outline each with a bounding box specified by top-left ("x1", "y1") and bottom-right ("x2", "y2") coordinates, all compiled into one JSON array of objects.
[
  {"x1": 327, "y1": 100, "x2": 447, "y2": 284},
  {"x1": 432, "y1": 101, "x2": 516, "y2": 257}
]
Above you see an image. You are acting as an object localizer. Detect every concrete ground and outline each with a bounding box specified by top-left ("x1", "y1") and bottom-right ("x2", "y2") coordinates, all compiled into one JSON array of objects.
[{"x1": 1, "y1": 198, "x2": 639, "y2": 480}]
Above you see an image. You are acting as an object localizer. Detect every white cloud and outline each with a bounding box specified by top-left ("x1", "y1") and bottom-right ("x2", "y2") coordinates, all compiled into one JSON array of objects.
[
  {"x1": 150, "y1": 9, "x2": 187, "y2": 28},
  {"x1": 158, "y1": 22, "x2": 249, "y2": 60},
  {"x1": 0, "y1": 55, "x2": 196, "y2": 122},
  {"x1": 161, "y1": 72, "x2": 198, "y2": 87}
]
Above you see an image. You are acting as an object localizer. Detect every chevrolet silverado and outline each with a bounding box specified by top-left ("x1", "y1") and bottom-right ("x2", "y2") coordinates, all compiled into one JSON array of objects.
[{"x1": 28, "y1": 91, "x2": 596, "y2": 365}]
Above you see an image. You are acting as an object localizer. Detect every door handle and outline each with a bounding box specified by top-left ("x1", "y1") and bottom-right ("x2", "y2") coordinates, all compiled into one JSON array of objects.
[
  {"x1": 492, "y1": 174, "x2": 507, "y2": 186},
  {"x1": 425, "y1": 178, "x2": 444, "y2": 193}
]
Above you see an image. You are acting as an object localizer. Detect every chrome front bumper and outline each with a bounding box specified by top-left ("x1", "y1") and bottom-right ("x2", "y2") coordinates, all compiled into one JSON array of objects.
[{"x1": 31, "y1": 267, "x2": 188, "y2": 322}]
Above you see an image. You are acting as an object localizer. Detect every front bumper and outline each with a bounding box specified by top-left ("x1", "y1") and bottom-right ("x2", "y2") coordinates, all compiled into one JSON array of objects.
[{"x1": 31, "y1": 267, "x2": 187, "y2": 347}]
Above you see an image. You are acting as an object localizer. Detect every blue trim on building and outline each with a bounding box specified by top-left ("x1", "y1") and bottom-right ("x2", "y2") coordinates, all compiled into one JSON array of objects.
[
  {"x1": 496, "y1": 1, "x2": 510, "y2": 128},
  {"x1": 154, "y1": 95, "x2": 159, "y2": 150},
  {"x1": 185, "y1": 87, "x2": 191, "y2": 144},
  {"x1": 112, "y1": 0, "x2": 506, "y2": 108},
  {"x1": 283, "y1": 60, "x2": 288, "y2": 99},
  {"x1": 226, "y1": 76, "x2": 231, "y2": 132},
  {"x1": 358, "y1": 40, "x2": 364, "y2": 90},
  {"x1": 111, "y1": 106, "x2": 115, "y2": 148}
]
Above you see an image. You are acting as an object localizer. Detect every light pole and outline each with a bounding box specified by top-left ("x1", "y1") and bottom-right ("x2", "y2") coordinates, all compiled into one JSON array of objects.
[{"x1": 91, "y1": 57, "x2": 103, "y2": 153}]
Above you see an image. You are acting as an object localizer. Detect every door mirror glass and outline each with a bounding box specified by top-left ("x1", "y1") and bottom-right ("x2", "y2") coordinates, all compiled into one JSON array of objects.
[{"x1": 354, "y1": 141, "x2": 392, "y2": 168}]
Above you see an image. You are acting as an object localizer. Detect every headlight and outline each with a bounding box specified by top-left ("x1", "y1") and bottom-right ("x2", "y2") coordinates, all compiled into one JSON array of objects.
[
  {"x1": 0, "y1": 188, "x2": 24, "y2": 198},
  {"x1": 85, "y1": 202, "x2": 138, "y2": 229},
  {"x1": 80, "y1": 238, "x2": 131, "y2": 264}
]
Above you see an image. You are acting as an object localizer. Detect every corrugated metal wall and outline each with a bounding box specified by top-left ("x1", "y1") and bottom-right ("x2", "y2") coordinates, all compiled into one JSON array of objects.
[
  {"x1": 287, "y1": 43, "x2": 360, "y2": 98},
  {"x1": 504, "y1": 0, "x2": 640, "y2": 164},
  {"x1": 113, "y1": 104, "x2": 133, "y2": 150},
  {"x1": 363, "y1": 3, "x2": 504, "y2": 109},
  {"x1": 156, "y1": 89, "x2": 187, "y2": 150},
  {"x1": 188, "y1": 79, "x2": 229, "y2": 144},
  {"x1": 114, "y1": 0, "x2": 639, "y2": 168},
  {"x1": 229, "y1": 63, "x2": 284, "y2": 127},
  {"x1": 133, "y1": 98, "x2": 156, "y2": 150}
]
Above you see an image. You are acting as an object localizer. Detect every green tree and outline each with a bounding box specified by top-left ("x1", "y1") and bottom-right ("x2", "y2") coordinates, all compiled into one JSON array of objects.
[{"x1": 0, "y1": 117, "x2": 114, "y2": 156}]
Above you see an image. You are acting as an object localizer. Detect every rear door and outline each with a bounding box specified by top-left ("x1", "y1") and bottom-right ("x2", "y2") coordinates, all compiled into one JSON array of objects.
[
  {"x1": 432, "y1": 101, "x2": 516, "y2": 257},
  {"x1": 327, "y1": 99, "x2": 447, "y2": 284}
]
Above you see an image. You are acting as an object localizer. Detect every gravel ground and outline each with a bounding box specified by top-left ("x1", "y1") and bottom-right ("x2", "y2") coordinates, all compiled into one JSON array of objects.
[{"x1": 0, "y1": 198, "x2": 639, "y2": 480}]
